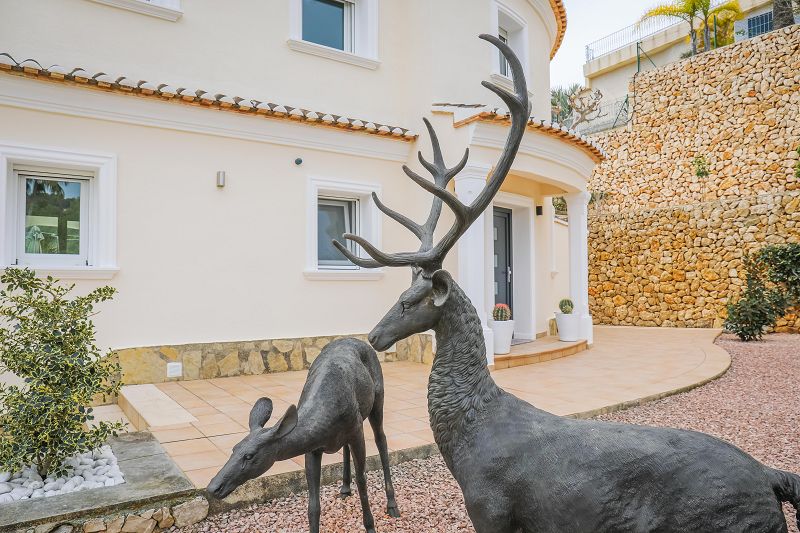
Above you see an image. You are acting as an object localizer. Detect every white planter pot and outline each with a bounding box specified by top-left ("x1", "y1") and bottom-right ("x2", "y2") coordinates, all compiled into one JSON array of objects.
[
  {"x1": 555, "y1": 313, "x2": 580, "y2": 342},
  {"x1": 489, "y1": 319, "x2": 514, "y2": 355}
]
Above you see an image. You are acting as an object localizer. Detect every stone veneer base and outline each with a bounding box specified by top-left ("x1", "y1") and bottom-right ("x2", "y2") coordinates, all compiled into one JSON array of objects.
[{"x1": 115, "y1": 333, "x2": 434, "y2": 385}]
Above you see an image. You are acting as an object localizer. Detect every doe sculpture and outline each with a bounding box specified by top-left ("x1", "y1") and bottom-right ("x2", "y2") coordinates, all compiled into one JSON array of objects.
[
  {"x1": 333, "y1": 34, "x2": 800, "y2": 532},
  {"x1": 207, "y1": 338, "x2": 399, "y2": 533}
]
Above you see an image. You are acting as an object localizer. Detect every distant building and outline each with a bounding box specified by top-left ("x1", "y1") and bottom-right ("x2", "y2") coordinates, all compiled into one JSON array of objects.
[{"x1": 578, "y1": 0, "x2": 796, "y2": 134}]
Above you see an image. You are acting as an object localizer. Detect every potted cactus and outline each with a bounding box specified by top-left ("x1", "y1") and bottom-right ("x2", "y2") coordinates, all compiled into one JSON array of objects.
[
  {"x1": 488, "y1": 303, "x2": 515, "y2": 355},
  {"x1": 555, "y1": 298, "x2": 580, "y2": 342}
]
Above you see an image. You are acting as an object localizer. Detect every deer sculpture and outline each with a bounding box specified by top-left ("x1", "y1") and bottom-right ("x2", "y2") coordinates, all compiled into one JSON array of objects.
[
  {"x1": 206, "y1": 338, "x2": 399, "y2": 533},
  {"x1": 332, "y1": 34, "x2": 800, "y2": 532}
]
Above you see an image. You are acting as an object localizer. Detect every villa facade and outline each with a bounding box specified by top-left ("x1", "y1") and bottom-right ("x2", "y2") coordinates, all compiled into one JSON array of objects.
[
  {"x1": 0, "y1": 0, "x2": 601, "y2": 378},
  {"x1": 579, "y1": 0, "x2": 799, "y2": 135}
]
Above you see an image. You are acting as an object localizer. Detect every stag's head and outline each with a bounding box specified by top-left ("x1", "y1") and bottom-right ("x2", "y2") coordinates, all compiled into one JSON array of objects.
[
  {"x1": 207, "y1": 398, "x2": 297, "y2": 499},
  {"x1": 333, "y1": 34, "x2": 530, "y2": 352}
]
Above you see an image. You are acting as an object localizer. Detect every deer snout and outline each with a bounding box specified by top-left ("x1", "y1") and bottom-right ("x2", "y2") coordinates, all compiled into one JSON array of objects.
[
  {"x1": 207, "y1": 473, "x2": 234, "y2": 500},
  {"x1": 368, "y1": 329, "x2": 393, "y2": 352}
]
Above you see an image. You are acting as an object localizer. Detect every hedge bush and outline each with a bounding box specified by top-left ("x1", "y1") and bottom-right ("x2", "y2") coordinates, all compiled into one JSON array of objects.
[
  {"x1": 0, "y1": 268, "x2": 124, "y2": 477},
  {"x1": 725, "y1": 243, "x2": 800, "y2": 341}
]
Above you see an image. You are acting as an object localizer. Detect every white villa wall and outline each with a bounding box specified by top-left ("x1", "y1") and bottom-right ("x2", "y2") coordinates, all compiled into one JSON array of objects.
[{"x1": 0, "y1": 0, "x2": 584, "y2": 357}]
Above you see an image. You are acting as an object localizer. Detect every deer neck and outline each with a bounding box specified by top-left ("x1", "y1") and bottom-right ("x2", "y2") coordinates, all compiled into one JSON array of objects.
[
  {"x1": 273, "y1": 410, "x2": 328, "y2": 462},
  {"x1": 428, "y1": 281, "x2": 501, "y2": 467}
]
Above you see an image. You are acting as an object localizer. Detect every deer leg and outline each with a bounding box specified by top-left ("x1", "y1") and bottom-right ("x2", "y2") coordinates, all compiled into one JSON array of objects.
[
  {"x1": 369, "y1": 397, "x2": 400, "y2": 517},
  {"x1": 339, "y1": 444, "x2": 352, "y2": 498},
  {"x1": 350, "y1": 429, "x2": 377, "y2": 533},
  {"x1": 304, "y1": 450, "x2": 323, "y2": 533}
]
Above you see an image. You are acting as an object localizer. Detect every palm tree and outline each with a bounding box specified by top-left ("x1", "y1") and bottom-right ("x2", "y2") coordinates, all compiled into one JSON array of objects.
[
  {"x1": 698, "y1": 1, "x2": 741, "y2": 51},
  {"x1": 773, "y1": 0, "x2": 797, "y2": 29},
  {"x1": 641, "y1": 0, "x2": 702, "y2": 56},
  {"x1": 550, "y1": 83, "x2": 581, "y2": 125}
]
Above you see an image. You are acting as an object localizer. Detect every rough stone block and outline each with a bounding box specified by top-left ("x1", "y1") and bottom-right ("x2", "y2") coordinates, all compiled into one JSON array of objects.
[{"x1": 172, "y1": 497, "x2": 209, "y2": 528}]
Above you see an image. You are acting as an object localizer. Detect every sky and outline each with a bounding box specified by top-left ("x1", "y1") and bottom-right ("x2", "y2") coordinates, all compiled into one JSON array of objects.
[{"x1": 550, "y1": 0, "x2": 653, "y2": 89}]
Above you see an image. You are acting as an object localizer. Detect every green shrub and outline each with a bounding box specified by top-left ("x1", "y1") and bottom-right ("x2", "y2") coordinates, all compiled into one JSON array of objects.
[
  {"x1": 0, "y1": 268, "x2": 124, "y2": 477},
  {"x1": 795, "y1": 146, "x2": 800, "y2": 181},
  {"x1": 724, "y1": 244, "x2": 800, "y2": 341},
  {"x1": 559, "y1": 298, "x2": 574, "y2": 314}
]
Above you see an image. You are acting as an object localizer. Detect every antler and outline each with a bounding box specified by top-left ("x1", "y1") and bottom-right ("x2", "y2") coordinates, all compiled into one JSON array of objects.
[{"x1": 333, "y1": 33, "x2": 530, "y2": 274}]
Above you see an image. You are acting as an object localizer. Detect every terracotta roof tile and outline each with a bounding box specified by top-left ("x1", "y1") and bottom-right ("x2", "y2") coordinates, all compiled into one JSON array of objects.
[
  {"x1": 432, "y1": 103, "x2": 606, "y2": 163},
  {"x1": 550, "y1": 0, "x2": 567, "y2": 59},
  {"x1": 0, "y1": 53, "x2": 417, "y2": 142}
]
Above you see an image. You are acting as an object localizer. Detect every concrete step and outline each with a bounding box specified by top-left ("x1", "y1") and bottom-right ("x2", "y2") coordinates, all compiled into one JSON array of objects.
[
  {"x1": 119, "y1": 384, "x2": 197, "y2": 431},
  {"x1": 493, "y1": 337, "x2": 588, "y2": 370}
]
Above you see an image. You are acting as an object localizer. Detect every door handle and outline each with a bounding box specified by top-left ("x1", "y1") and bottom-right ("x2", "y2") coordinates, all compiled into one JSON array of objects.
[{"x1": 507, "y1": 267, "x2": 512, "y2": 283}]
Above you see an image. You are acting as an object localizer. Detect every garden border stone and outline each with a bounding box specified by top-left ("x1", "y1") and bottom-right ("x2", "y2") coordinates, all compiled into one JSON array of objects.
[{"x1": 0, "y1": 433, "x2": 195, "y2": 532}]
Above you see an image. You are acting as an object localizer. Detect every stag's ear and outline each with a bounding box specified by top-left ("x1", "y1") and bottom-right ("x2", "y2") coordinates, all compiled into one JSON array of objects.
[
  {"x1": 273, "y1": 405, "x2": 298, "y2": 439},
  {"x1": 431, "y1": 270, "x2": 453, "y2": 307},
  {"x1": 249, "y1": 397, "x2": 274, "y2": 430}
]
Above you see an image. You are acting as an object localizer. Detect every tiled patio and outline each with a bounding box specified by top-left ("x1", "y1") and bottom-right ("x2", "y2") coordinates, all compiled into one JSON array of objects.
[{"x1": 98, "y1": 326, "x2": 730, "y2": 489}]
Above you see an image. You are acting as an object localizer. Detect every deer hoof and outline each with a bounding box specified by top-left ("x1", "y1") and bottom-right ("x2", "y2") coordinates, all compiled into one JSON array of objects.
[
  {"x1": 338, "y1": 486, "x2": 352, "y2": 499},
  {"x1": 387, "y1": 505, "x2": 401, "y2": 518}
]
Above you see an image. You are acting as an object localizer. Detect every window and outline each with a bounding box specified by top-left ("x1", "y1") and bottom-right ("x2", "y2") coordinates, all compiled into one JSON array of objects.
[
  {"x1": 1, "y1": 142, "x2": 118, "y2": 279},
  {"x1": 305, "y1": 177, "x2": 382, "y2": 280},
  {"x1": 317, "y1": 197, "x2": 359, "y2": 268},
  {"x1": 498, "y1": 27, "x2": 511, "y2": 78},
  {"x1": 747, "y1": 12, "x2": 773, "y2": 38},
  {"x1": 302, "y1": 0, "x2": 354, "y2": 52},
  {"x1": 288, "y1": 0, "x2": 380, "y2": 69},
  {"x1": 492, "y1": 3, "x2": 528, "y2": 84},
  {"x1": 17, "y1": 170, "x2": 90, "y2": 267}
]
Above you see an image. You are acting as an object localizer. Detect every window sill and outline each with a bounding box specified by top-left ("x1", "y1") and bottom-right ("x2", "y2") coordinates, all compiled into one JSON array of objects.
[
  {"x1": 303, "y1": 269, "x2": 383, "y2": 281},
  {"x1": 3, "y1": 266, "x2": 120, "y2": 280},
  {"x1": 287, "y1": 39, "x2": 380, "y2": 70},
  {"x1": 87, "y1": 0, "x2": 183, "y2": 21},
  {"x1": 490, "y1": 72, "x2": 535, "y2": 99}
]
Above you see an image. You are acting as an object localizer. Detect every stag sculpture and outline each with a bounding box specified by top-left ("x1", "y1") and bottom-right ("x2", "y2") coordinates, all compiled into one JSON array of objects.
[
  {"x1": 207, "y1": 338, "x2": 399, "y2": 533},
  {"x1": 333, "y1": 34, "x2": 800, "y2": 532}
]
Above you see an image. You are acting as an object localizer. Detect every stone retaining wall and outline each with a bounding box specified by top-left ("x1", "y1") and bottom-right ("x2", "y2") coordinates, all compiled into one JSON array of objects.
[
  {"x1": 590, "y1": 26, "x2": 800, "y2": 213},
  {"x1": 588, "y1": 27, "x2": 800, "y2": 330},
  {"x1": 589, "y1": 191, "x2": 800, "y2": 330},
  {"x1": 116, "y1": 333, "x2": 433, "y2": 385}
]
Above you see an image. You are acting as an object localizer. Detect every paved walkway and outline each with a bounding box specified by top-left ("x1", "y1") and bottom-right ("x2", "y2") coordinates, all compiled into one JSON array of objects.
[{"x1": 97, "y1": 326, "x2": 730, "y2": 489}]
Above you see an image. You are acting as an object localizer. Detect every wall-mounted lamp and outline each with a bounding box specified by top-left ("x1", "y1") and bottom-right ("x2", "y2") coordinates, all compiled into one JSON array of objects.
[
  {"x1": 535, "y1": 205, "x2": 543, "y2": 216},
  {"x1": 216, "y1": 171, "x2": 226, "y2": 188}
]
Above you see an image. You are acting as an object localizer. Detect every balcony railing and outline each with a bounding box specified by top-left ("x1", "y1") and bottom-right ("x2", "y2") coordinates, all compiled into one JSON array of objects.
[
  {"x1": 585, "y1": 0, "x2": 728, "y2": 62},
  {"x1": 573, "y1": 96, "x2": 632, "y2": 135}
]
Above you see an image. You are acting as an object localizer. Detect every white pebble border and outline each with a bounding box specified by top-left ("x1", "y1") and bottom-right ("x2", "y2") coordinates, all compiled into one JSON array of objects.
[{"x1": 0, "y1": 445, "x2": 125, "y2": 505}]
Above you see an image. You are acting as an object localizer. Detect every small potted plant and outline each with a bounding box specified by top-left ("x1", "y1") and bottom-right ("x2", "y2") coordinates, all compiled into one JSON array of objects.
[
  {"x1": 489, "y1": 303, "x2": 514, "y2": 355},
  {"x1": 555, "y1": 298, "x2": 580, "y2": 342}
]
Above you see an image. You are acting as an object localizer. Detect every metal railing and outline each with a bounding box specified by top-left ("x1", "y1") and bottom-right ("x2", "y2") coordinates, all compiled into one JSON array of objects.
[
  {"x1": 585, "y1": 0, "x2": 728, "y2": 62},
  {"x1": 573, "y1": 96, "x2": 632, "y2": 135}
]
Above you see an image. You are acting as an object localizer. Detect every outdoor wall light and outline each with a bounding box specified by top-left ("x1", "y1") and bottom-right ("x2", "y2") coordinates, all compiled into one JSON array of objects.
[
  {"x1": 216, "y1": 171, "x2": 226, "y2": 188},
  {"x1": 536, "y1": 205, "x2": 543, "y2": 216}
]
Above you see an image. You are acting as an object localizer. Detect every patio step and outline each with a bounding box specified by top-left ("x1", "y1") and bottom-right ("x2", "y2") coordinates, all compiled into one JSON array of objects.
[
  {"x1": 118, "y1": 384, "x2": 197, "y2": 431},
  {"x1": 493, "y1": 337, "x2": 587, "y2": 370}
]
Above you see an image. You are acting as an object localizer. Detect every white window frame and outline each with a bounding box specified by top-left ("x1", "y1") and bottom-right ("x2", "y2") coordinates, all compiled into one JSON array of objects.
[
  {"x1": 491, "y1": 2, "x2": 530, "y2": 91},
  {"x1": 16, "y1": 169, "x2": 91, "y2": 268},
  {"x1": 305, "y1": 176, "x2": 383, "y2": 280},
  {"x1": 288, "y1": 0, "x2": 381, "y2": 70},
  {"x1": 0, "y1": 142, "x2": 119, "y2": 280},
  {"x1": 86, "y1": 0, "x2": 183, "y2": 21},
  {"x1": 317, "y1": 196, "x2": 360, "y2": 269}
]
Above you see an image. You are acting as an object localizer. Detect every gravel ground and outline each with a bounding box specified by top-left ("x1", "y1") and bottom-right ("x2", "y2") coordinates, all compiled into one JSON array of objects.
[{"x1": 175, "y1": 333, "x2": 800, "y2": 532}]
